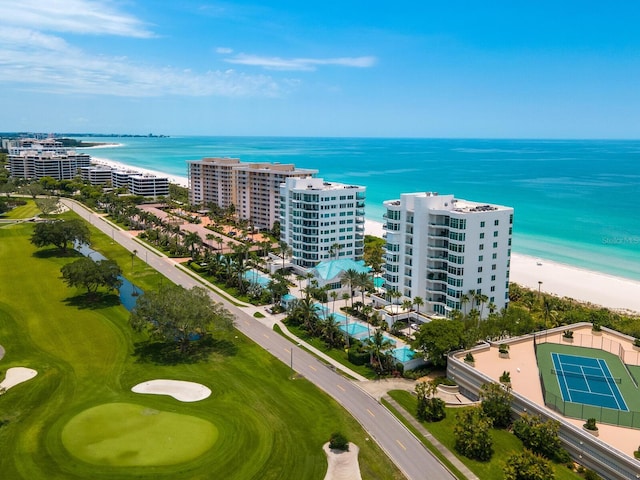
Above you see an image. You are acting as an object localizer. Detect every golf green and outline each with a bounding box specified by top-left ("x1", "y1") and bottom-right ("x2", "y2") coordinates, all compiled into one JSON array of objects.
[{"x1": 61, "y1": 403, "x2": 218, "y2": 466}]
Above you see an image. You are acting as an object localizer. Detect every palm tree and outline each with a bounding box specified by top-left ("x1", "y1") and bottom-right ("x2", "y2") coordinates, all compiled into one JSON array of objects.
[
  {"x1": 356, "y1": 271, "x2": 374, "y2": 310},
  {"x1": 320, "y1": 314, "x2": 343, "y2": 348},
  {"x1": 388, "y1": 289, "x2": 402, "y2": 330},
  {"x1": 477, "y1": 293, "x2": 489, "y2": 319},
  {"x1": 330, "y1": 291, "x2": 338, "y2": 313},
  {"x1": 340, "y1": 268, "x2": 360, "y2": 308},
  {"x1": 460, "y1": 293, "x2": 470, "y2": 316},
  {"x1": 183, "y1": 231, "x2": 202, "y2": 259},
  {"x1": 542, "y1": 297, "x2": 556, "y2": 329},
  {"x1": 366, "y1": 329, "x2": 394, "y2": 375},
  {"x1": 413, "y1": 296, "x2": 424, "y2": 316},
  {"x1": 277, "y1": 240, "x2": 292, "y2": 271}
]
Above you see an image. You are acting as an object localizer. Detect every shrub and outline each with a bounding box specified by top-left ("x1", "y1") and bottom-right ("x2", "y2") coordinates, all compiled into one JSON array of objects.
[
  {"x1": 453, "y1": 408, "x2": 493, "y2": 461},
  {"x1": 562, "y1": 329, "x2": 573, "y2": 339},
  {"x1": 329, "y1": 432, "x2": 349, "y2": 451},
  {"x1": 480, "y1": 382, "x2": 513, "y2": 428},
  {"x1": 584, "y1": 418, "x2": 598, "y2": 431},
  {"x1": 499, "y1": 344, "x2": 509, "y2": 354},
  {"x1": 634, "y1": 338, "x2": 640, "y2": 348},
  {"x1": 416, "y1": 381, "x2": 446, "y2": 422},
  {"x1": 592, "y1": 323, "x2": 601, "y2": 332},
  {"x1": 464, "y1": 352, "x2": 474, "y2": 363},
  {"x1": 499, "y1": 371, "x2": 511, "y2": 384},
  {"x1": 583, "y1": 469, "x2": 602, "y2": 480},
  {"x1": 513, "y1": 414, "x2": 568, "y2": 462},
  {"x1": 503, "y1": 449, "x2": 555, "y2": 480}
]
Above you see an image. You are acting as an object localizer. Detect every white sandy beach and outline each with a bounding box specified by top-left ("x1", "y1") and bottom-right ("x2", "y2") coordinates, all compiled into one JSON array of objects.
[{"x1": 89, "y1": 152, "x2": 640, "y2": 314}]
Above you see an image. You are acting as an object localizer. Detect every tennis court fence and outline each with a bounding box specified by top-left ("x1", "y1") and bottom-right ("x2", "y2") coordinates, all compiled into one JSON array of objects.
[
  {"x1": 534, "y1": 332, "x2": 640, "y2": 367},
  {"x1": 543, "y1": 389, "x2": 640, "y2": 429}
]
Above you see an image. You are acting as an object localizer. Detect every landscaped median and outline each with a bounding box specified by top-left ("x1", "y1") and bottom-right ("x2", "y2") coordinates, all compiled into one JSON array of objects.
[{"x1": 0, "y1": 211, "x2": 403, "y2": 480}]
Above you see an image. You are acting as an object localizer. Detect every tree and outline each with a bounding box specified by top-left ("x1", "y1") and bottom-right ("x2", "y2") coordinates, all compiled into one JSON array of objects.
[
  {"x1": 30, "y1": 219, "x2": 90, "y2": 253},
  {"x1": 413, "y1": 296, "x2": 424, "y2": 315},
  {"x1": 35, "y1": 197, "x2": 60, "y2": 215},
  {"x1": 503, "y1": 449, "x2": 554, "y2": 480},
  {"x1": 363, "y1": 235, "x2": 385, "y2": 274},
  {"x1": 479, "y1": 382, "x2": 513, "y2": 428},
  {"x1": 416, "y1": 380, "x2": 446, "y2": 422},
  {"x1": 60, "y1": 257, "x2": 122, "y2": 294},
  {"x1": 183, "y1": 231, "x2": 202, "y2": 259},
  {"x1": 513, "y1": 414, "x2": 568, "y2": 462},
  {"x1": 277, "y1": 240, "x2": 291, "y2": 270},
  {"x1": 453, "y1": 407, "x2": 493, "y2": 461},
  {"x1": 412, "y1": 318, "x2": 467, "y2": 368},
  {"x1": 329, "y1": 432, "x2": 349, "y2": 451},
  {"x1": 340, "y1": 268, "x2": 360, "y2": 308},
  {"x1": 130, "y1": 285, "x2": 235, "y2": 354}
]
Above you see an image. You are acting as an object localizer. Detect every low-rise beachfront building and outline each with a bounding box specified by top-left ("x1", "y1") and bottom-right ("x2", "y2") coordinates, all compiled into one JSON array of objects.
[
  {"x1": 187, "y1": 157, "x2": 317, "y2": 230},
  {"x1": 280, "y1": 177, "x2": 366, "y2": 269},
  {"x1": 80, "y1": 165, "x2": 114, "y2": 185},
  {"x1": 382, "y1": 192, "x2": 513, "y2": 319},
  {"x1": 128, "y1": 174, "x2": 169, "y2": 199}
]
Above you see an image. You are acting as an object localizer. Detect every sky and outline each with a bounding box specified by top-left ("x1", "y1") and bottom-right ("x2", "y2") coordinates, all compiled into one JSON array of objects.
[{"x1": 0, "y1": 0, "x2": 638, "y2": 138}]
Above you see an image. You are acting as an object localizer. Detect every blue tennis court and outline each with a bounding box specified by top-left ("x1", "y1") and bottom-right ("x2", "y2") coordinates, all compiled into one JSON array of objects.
[{"x1": 551, "y1": 353, "x2": 628, "y2": 411}]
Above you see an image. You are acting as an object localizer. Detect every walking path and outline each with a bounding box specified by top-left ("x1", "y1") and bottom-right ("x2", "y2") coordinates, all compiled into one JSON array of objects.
[{"x1": 383, "y1": 395, "x2": 479, "y2": 480}]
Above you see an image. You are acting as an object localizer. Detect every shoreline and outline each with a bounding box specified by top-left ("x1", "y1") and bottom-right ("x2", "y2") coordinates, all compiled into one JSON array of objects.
[{"x1": 89, "y1": 153, "x2": 640, "y2": 314}]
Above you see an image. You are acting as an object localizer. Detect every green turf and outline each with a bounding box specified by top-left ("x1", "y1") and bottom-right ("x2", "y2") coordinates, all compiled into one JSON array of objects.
[
  {"x1": 61, "y1": 403, "x2": 218, "y2": 466},
  {"x1": 0, "y1": 199, "x2": 40, "y2": 219},
  {"x1": 535, "y1": 342, "x2": 640, "y2": 427},
  {"x1": 0, "y1": 217, "x2": 403, "y2": 480},
  {"x1": 388, "y1": 390, "x2": 582, "y2": 480}
]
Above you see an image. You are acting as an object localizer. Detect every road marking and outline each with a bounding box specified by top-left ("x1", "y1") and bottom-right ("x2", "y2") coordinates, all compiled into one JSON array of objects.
[
  {"x1": 244, "y1": 321, "x2": 250, "y2": 326},
  {"x1": 263, "y1": 333, "x2": 269, "y2": 339},
  {"x1": 396, "y1": 439, "x2": 406, "y2": 450},
  {"x1": 336, "y1": 384, "x2": 346, "y2": 392},
  {"x1": 367, "y1": 409, "x2": 375, "y2": 417},
  {"x1": 308, "y1": 365, "x2": 317, "y2": 371},
  {"x1": 284, "y1": 348, "x2": 291, "y2": 353}
]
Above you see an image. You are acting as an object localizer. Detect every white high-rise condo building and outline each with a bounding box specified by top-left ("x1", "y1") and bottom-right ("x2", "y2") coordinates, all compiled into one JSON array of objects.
[
  {"x1": 188, "y1": 158, "x2": 317, "y2": 230},
  {"x1": 383, "y1": 192, "x2": 513, "y2": 318},
  {"x1": 8, "y1": 137, "x2": 90, "y2": 181},
  {"x1": 280, "y1": 177, "x2": 366, "y2": 268}
]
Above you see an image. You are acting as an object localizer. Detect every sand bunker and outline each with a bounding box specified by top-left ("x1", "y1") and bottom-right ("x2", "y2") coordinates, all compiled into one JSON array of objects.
[
  {"x1": 0, "y1": 367, "x2": 38, "y2": 392},
  {"x1": 323, "y1": 443, "x2": 362, "y2": 480},
  {"x1": 131, "y1": 379, "x2": 211, "y2": 402}
]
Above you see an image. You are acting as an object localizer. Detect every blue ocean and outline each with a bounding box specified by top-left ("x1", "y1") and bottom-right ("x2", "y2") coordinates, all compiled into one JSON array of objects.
[{"x1": 82, "y1": 137, "x2": 640, "y2": 281}]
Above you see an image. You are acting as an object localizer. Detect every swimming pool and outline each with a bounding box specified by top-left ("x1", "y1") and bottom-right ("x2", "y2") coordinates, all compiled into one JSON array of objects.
[
  {"x1": 243, "y1": 269, "x2": 270, "y2": 286},
  {"x1": 338, "y1": 322, "x2": 369, "y2": 336},
  {"x1": 391, "y1": 346, "x2": 416, "y2": 363}
]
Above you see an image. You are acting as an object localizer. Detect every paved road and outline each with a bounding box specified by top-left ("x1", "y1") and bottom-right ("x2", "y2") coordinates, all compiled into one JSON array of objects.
[{"x1": 61, "y1": 199, "x2": 456, "y2": 480}]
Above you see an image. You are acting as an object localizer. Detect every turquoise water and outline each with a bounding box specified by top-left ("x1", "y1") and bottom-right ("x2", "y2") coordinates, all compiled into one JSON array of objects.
[
  {"x1": 338, "y1": 323, "x2": 369, "y2": 336},
  {"x1": 243, "y1": 269, "x2": 270, "y2": 286},
  {"x1": 392, "y1": 346, "x2": 417, "y2": 363},
  {"x1": 82, "y1": 137, "x2": 640, "y2": 280}
]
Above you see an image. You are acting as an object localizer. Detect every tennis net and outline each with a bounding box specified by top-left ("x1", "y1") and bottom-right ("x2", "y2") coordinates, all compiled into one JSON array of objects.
[{"x1": 550, "y1": 368, "x2": 622, "y2": 384}]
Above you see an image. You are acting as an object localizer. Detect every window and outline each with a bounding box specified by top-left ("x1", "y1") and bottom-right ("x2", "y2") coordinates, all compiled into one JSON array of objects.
[
  {"x1": 493, "y1": 242, "x2": 498, "y2": 248},
  {"x1": 477, "y1": 266, "x2": 483, "y2": 272},
  {"x1": 492, "y1": 253, "x2": 497, "y2": 259},
  {"x1": 490, "y1": 286, "x2": 495, "y2": 292},
  {"x1": 477, "y1": 278, "x2": 482, "y2": 284},
  {"x1": 479, "y1": 232, "x2": 485, "y2": 239},
  {"x1": 491, "y1": 275, "x2": 496, "y2": 281},
  {"x1": 478, "y1": 255, "x2": 483, "y2": 261},
  {"x1": 479, "y1": 244, "x2": 484, "y2": 250},
  {"x1": 494, "y1": 219, "x2": 499, "y2": 226},
  {"x1": 492, "y1": 264, "x2": 497, "y2": 270},
  {"x1": 493, "y1": 231, "x2": 499, "y2": 237},
  {"x1": 480, "y1": 221, "x2": 485, "y2": 227}
]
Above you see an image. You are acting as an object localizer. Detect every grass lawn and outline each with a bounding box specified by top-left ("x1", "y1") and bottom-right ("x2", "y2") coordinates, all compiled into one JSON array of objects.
[
  {"x1": 0, "y1": 215, "x2": 403, "y2": 480},
  {"x1": 388, "y1": 390, "x2": 583, "y2": 480},
  {"x1": 0, "y1": 198, "x2": 40, "y2": 219}
]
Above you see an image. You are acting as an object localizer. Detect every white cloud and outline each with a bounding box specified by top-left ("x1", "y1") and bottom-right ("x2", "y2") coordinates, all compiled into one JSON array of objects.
[
  {"x1": 225, "y1": 53, "x2": 377, "y2": 71},
  {"x1": 216, "y1": 47, "x2": 234, "y2": 54},
  {"x1": 0, "y1": 27, "x2": 280, "y2": 97},
  {"x1": 0, "y1": 0, "x2": 154, "y2": 38}
]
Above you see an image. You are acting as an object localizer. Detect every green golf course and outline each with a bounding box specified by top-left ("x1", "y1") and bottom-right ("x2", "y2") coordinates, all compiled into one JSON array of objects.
[{"x1": 0, "y1": 204, "x2": 403, "y2": 479}]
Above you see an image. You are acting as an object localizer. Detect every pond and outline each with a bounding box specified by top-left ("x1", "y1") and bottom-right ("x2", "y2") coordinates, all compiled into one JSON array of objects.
[{"x1": 75, "y1": 242, "x2": 142, "y2": 311}]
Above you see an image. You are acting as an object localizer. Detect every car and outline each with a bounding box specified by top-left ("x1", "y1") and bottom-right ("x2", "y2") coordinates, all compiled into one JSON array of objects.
[{"x1": 410, "y1": 323, "x2": 419, "y2": 331}]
